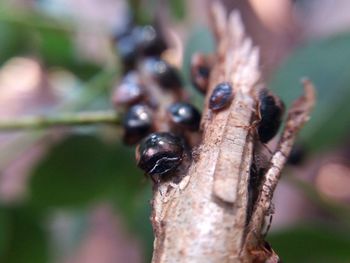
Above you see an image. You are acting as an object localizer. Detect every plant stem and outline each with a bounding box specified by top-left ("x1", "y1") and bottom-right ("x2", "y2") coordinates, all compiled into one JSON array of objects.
[
  {"x1": 0, "y1": 110, "x2": 120, "y2": 131},
  {"x1": 0, "y1": 66, "x2": 118, "y2": 169}
]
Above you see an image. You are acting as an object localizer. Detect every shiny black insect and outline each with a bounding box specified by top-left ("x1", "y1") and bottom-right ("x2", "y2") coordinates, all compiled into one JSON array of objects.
[
  {"x1": 114, "y1": 22, "x2": 166, "y2": 71},
  {"x1": 257, "y1": 91, "x2": 285, "y2": 143},
  {"x1": 123, "y1": 104, "x2": 153, "y2": 145},
  {"x1": 168, "y1": 102, "x2": 201, "y2": 131},
  {"x1": 112, "y1": 71, "x2": 145, "y2": 107},
  {"x1": 112, "y1": 11, "x2": 134, "y2": 41},
  {"x1": 287, "y1": 144, "x2": 306, "y2": 166},
  {"x1": 134, "y1": 25, "x2": 167, "y2": 56},
  {"x1": 143, "y1": 58, "x2": 182, "y2": 89},
  {"x1": 209, "y1": 82, "x2": 233, "y2": 111},
  {"x1": 190, "y1": 53, "x2": 211, "y2": 94},
  {"x1": 114, "y1": 32, "x2": 138, "y2": 71},
  {"x1": 136, "y1": 132, "x2": 185, "y2": 180}
]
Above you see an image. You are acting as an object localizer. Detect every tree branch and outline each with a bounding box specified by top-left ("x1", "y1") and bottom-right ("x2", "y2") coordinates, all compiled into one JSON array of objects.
[
  {"x1": 243, "y1": 79, "x2": 315, "y2": 262},
  {"x1": 151, "y1": 4, "x2": 261, "y2": 263},
  {"x1": 150, "y1": 3, "x2": 315, "y2": 263},
  {"x1": 0, "y1": 110, "x2": 119, "y2": 130}
]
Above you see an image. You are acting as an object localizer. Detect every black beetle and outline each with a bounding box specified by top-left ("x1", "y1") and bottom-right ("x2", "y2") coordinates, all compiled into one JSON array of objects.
[
  {"x1": 257, "y1": 90, "x2": 285, "y2": 143},
  {"x1": 287, "y1": 143, "x2": 306, "y2": 166},
  {"x1": 190, "y1": 53, "x2": 211, "y2": 94},
  {"x1": 143, "y1": 58, "x2": 182, "y2": 89},
  {"x1": 209, "y1": 82, "x2": 233, "y2": 111},
  {"x1": 134, "y1": 25, "x2": 167, "y2": 57},
  {"x1": 136, "y1": 132, "x2": 185, "y2": 180},
  {"x1": 114, "y1": 32, "x2": 138, "y2": 71},
  {"x1": 123, "y1": 104, "x2": 153, "y2": 145},
  {"x1": 168, "y1": 102, "x2": 201, "y2": 131},
  {"x1": 112, "y1": 71, "x2": 145, "y2": 108}
]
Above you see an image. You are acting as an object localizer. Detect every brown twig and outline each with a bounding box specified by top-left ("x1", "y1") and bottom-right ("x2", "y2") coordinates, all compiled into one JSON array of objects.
[
  {"x1": 244, "y1": 80, "x2": 315, "y2": 262},
  {"x1": 151, "y1": 3, "x2": 261, "y2": 262},
  {"x1": 150, "y1": 2, "x2": 315, "y2": 263}
]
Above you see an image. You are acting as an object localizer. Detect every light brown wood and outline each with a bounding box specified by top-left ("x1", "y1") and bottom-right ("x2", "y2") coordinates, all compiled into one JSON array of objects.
[{"x1": 151, "y1": 2, "x2": 315, "y2": 263}]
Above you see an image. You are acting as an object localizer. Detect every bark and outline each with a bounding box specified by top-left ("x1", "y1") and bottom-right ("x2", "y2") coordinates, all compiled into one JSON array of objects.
[{"x1": 151, "y1": 3, "x2": 315, "y2": 263}]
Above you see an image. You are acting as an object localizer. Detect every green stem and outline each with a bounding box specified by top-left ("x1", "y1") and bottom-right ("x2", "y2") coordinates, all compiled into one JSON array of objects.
[
  {"x1": 0, "y1": 110, "x2": 120, "y2": 131},
  {"x1": 0, "y1": 67, "x2": 118, "y2": 168}
]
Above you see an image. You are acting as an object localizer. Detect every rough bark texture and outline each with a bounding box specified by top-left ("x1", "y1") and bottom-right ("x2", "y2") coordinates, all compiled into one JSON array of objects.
[
  {"x1": 243, "y1": 80, "x2": 316, "y2": 261},
  {"x1": 151, "y1": 3, "x2": 315, "y2": 263}
]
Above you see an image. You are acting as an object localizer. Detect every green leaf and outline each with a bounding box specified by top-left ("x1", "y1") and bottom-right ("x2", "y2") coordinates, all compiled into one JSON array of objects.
[
  {"x1": 0, "y1": 207, "x2": 10, "y2": 257},
  {"x1": 36, "y1": 29, "x2": 74, "y2": 66},
  {"x1": 35, "y1": 28, "x2": 99, "y2": 80},
  {"x1": 29, "y1": 135, "x2": 151, "y2": 262},
  {"x1": 128, "y1": 187, "x2": 153, "y2": 262},
  {"x1": 0, "y1": 207, "x2": 48, "y2": 263},
  {"x1": 0, "y1": 8, "x2": 100, "y2": 79},
  {"x1": 128, "y1": 0, "x2": 152, "y2": 25},
  {"x1": 168, "y1": 0, "x2": 186, "y2": 20},
  {"x1": 29, "y1": 135, "x2": 144, "y2": 210},
  {"x1": 269, "y1": 32, "x2": 350, "y2": 152},
  {"x1": 268, "y1": 224, "x2": 350, "y2": 263},
  {"x1": 0, "y1": 23, "x2": 30, "y2": 64}
]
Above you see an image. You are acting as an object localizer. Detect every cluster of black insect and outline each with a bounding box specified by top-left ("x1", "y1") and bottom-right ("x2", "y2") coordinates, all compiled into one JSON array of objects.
[
  {"x1": 111, "y1": 20, "x2": 205, "y2": 183},
  {"x1": 111, "y1": 16, "x2": 294, "y2": 186}
]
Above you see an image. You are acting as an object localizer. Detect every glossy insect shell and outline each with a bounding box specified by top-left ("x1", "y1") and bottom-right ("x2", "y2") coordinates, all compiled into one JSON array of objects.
[
  {"x1": 257, "y1": 91, "x2": 285, "y2": 143},
  {"x1": 143, "y1": 58, "x2": 182, "y2": 89},
  {"x1": 123, "y1": 104, "x2": 152, "y2": 145},
  {"x1": 209, "y1": 82, "x2": 233, "y2": 111},
  {"x1": 168, "y1": 102, "x2": 201, "y2": 131},
  {"x1": 191, "y1": 53, "x2": 210, "y2": 94},
  {"x1": 112, "y1": 71, "x2": 144, "y2": 107},
  {"x1": 115, "y1": 33, "x2": 138, "y2": 71},
  {"x1": 287, "y1": 144, "x2": 306, "y2": 166},
  {"x1": 112, "y1": 10, "x2": 134, "y2": 41},
  {"x1": 134, "y1": 25, "x2": 167, "y2": 56},
  {"x1": 136, "y1": 132, "x2": 184, "y2": 177}
]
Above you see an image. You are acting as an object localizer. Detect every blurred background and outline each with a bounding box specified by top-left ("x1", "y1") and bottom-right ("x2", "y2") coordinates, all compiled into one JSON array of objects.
[{"x1": 0, "y1": 0, "x2": 350, "y2": 262}]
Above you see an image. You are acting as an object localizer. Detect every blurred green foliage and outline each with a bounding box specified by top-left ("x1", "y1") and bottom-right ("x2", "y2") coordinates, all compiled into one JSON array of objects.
[
  {"x1": 168, "y1": 0, "x2": 186, "y2": 20},
  {"x1": 0, "y1": 208, "x2": 10, "y2": 257},
  {"x1": 0, "y1": 8, "x2": 99, "y2": 79},
  {"x1": 269, "y1": 225, "x2": 350, "y2": 263},
  {"x1": 0, "y1": 207, "x2": 48, "y2": 263},
  {"x1": 270, "y1": 32, "x2": 350, "y2": 152},
  {"x1": 29, "y1": 135, "x2": 143, "y2": 210},
  {"x1": 28, "y1": 135, "x2": 153, "y2": 261},
  {"x1": 128, "y1": 0, "x2": 187, "y2": 24}
]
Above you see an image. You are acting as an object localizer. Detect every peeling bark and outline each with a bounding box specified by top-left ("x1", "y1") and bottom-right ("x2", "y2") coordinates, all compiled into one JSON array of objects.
[{"x1": 151, "y1": 3, "x2": 315, "y2": 263}]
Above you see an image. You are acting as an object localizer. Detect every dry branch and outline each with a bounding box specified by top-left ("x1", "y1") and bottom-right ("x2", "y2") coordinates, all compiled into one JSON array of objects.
[
  {"x1": 151, "y1": 5, "x2": 259, "y2": 263},
  {"x1": 243, "y1": 80, "x2": 315, "y2": 262},
  {"x1": 150, "y1": 3, "x2": 315, "y2": 263}
]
